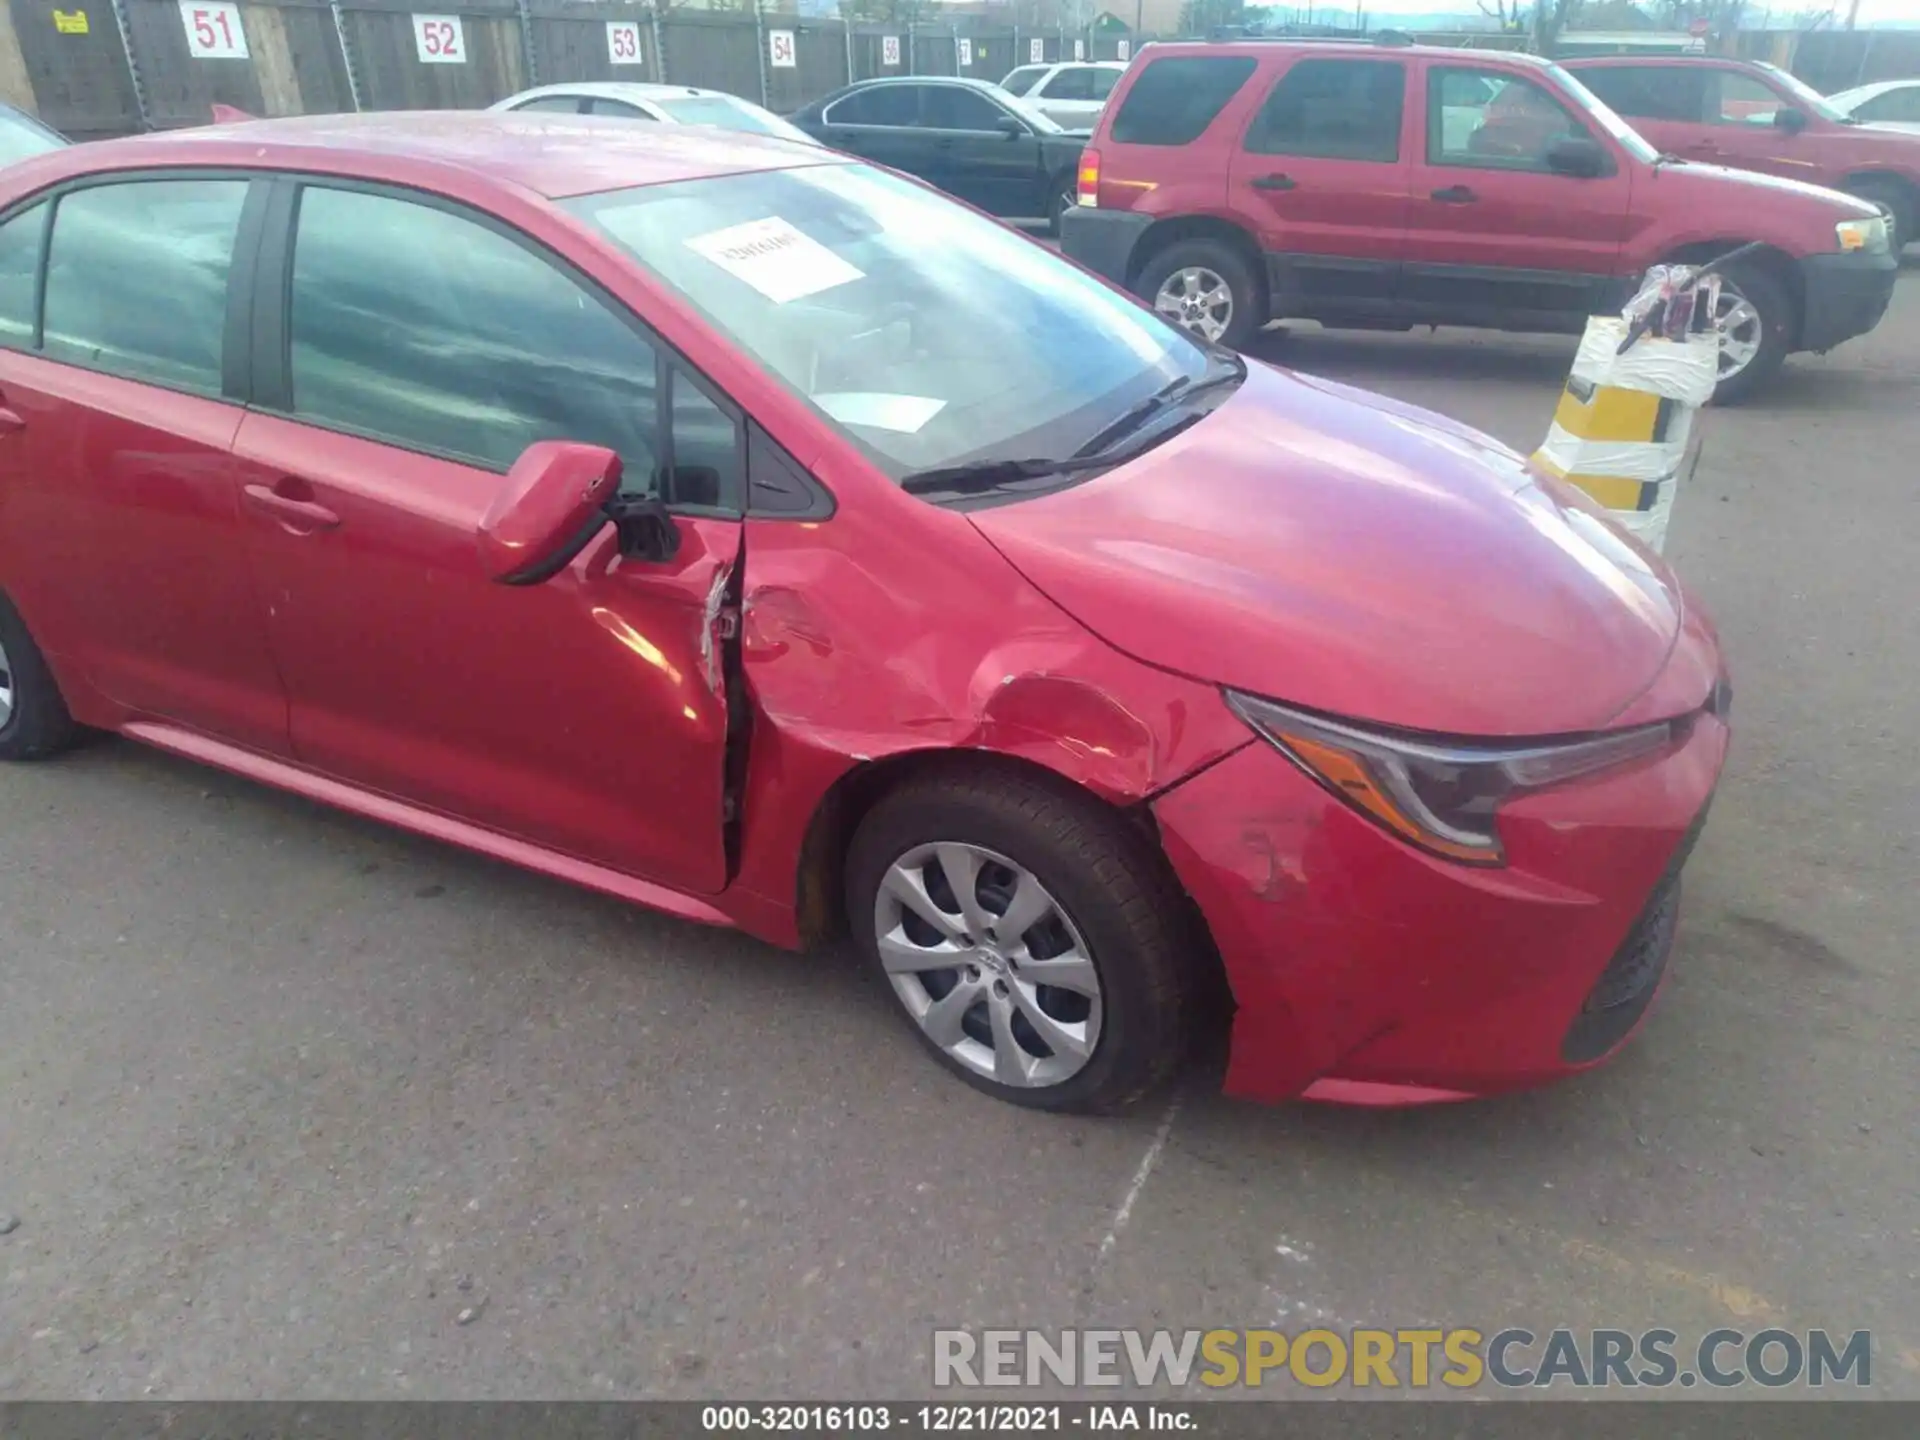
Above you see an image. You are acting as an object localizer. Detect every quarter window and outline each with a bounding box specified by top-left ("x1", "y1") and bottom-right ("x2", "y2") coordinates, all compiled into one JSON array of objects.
[
  {"x1": 42, "y1": 179, "x2": 247, "y2": 394},
  {"x1": 286, "y1": 186, "x2": 664, "y2": 481},
  {"x1": 1429, "y1": 68, "x2": 1590, "y2": 173},
  {"x1": 1109, "y1": 56, "x2": 1257, "y2": 146},
  {"x1": 1246, "y1": 58, "x2": 1404, "y2": 163},
  {"x1": 0, "y1": 202, "x2": 46, "y2": 348}
]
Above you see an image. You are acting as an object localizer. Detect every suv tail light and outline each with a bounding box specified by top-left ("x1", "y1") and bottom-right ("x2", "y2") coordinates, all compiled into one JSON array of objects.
[{"x1": 1077, "y1": 149, "x2": 1100, "y2": 209}]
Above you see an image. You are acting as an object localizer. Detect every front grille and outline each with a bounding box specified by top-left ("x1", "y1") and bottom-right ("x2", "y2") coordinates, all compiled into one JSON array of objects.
[{"x1": 1560, "y1": 799, "x2": 1712, "y2": 1064}]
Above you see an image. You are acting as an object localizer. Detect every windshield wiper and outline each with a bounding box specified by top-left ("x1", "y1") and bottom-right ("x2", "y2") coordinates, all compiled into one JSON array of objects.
[
  {"x1": 899, "y1": 452, "x2": 1119, "y2": 496},
  {"x1": 1074, "y1": 353, "x2": 1248, "y2": 457}
]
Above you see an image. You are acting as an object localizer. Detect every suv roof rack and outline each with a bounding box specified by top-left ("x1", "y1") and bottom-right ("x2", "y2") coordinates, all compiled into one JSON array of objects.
[{"x1": 1203, "y1": 28, "x2": 1418, "y2": 47}]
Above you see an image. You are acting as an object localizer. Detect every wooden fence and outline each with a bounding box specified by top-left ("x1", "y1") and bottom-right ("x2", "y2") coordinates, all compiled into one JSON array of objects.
[{"x1": 0, "y1": 0, "x2": 1152, "y2": 139}]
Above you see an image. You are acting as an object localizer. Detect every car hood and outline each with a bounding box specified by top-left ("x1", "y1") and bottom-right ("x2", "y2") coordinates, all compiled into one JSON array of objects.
[
  {"x1": 1654, "y1": 157, "x2": 1883, "y2": 216},
  {"x1": 967, "y1": 362, "x2": 1688, "y2": 739}
]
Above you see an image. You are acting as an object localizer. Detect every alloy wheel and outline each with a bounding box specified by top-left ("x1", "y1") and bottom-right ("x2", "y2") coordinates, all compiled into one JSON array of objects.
[
  {"x1": 0, "y1": 632, "x2": 13, "y2": 729},
  {"x1": 872, "y1": 841, "x2": 1102, "y2": 1089},
  {"x1": 1154, "y1": 266, "x2": 1233, "y2": 344},
  {"x1": 1713, "y1": 286, "x2": 1764, "y2": 379}
]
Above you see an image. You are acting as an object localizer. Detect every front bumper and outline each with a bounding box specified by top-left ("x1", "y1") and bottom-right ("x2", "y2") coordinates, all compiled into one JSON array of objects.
[
  {"x1": 1152, "y1": 702, "x2": 1729, "y2": 1107},
  {"x1": 1796, "y1": 248, "x2": 1897, "y2": 353},
  {"x1": 1057, "y1": 205, "x2": 1154, "y2": 289}
]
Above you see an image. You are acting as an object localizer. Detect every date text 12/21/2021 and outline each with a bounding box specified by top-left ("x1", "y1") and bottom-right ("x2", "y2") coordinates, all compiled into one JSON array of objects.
[{"x1": 702, "y1": 1406, "x2": 1195, "y2": 1432}]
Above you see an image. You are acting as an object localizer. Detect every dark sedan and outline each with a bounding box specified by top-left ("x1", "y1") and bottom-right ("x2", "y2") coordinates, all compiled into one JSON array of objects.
[{"x1": 790, "y1": 77, "x2": 1085, "y2": 231}]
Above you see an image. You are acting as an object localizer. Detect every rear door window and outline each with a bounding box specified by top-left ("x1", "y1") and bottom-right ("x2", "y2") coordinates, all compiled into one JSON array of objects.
[
  {"x1": 513, "y1": 96, "x2": 588, "y2": 115},
  {"x1": 42, "y1": 179, "x2": 248, "y2": 395},
  {"x1": 1089, "y1": 68, "x2": 1121, "y2": 101},
  {"x1": 1109, "y1": 56, "x2": 1258, "y2": 145},
  {"x1": 1000, "y1": 67, "x2": 1049, "y2": 97},
  {"x1": 1245, "y1": 58, "x2": 1405, "y2": 162},
  {"x1": 825, "y1": 86, "x2": 918, "y2": 127},
  {"x1": 589, "y1": 98, "x2": 654, "y2": 119},
  {"x1": 1040, "y1": 68, "x2": 1095, "y2": 101}
]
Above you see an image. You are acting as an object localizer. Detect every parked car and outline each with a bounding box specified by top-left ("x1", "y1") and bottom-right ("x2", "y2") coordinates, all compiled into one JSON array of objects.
[
  {"x1": 1564, "y1": 55, "x2": 1920, "y2": 249},
  {"x1": 0, "y1": 113, "x2": 1727, "y2": 1114},
  {"x1": 790, "y1": 77, "x2": 1085, "y2": 229},
  {"x1": 1061, "y1": 38, "x2": 1896, "y2": 401},
  {"x1": 1825, "y1": 77, "x2": 1920, "y2": 134},
  {"x1": 996, "y1": 61, "x2": 1128, "y2": 130},
  {"x1": 490, "y1": 82, "x2": 817, "y2": 145},
  {"x1": 0, "y1": 102, "x2": 67, "y2": 168}
]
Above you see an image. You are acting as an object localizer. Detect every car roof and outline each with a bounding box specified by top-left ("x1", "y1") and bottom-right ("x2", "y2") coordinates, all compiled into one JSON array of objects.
[
  {"x1": 501, "y1": 82, "x2": 758, "y2": 107},
  {"x1": 843, "y1": 74, "x2": 1014, "y2": 92},
  {"x1": 38, "y1": 111, "x2": 837, "y2": 201},
  {"x1": 1141, "y1": 38, "x2": 1551, "y2": 67}
]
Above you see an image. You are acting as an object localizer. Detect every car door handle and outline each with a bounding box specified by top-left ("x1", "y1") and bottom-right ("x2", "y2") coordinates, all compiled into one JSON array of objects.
[
  {"x1": 1430, "y1": 184, "x2": 1478, "y2": 203},
  {"x1": 244, "y1": 483, "x2": 340, "y2": 533},
  {"x1": 1251, "y1": 173, "x2": 1297, "y2": 192}
]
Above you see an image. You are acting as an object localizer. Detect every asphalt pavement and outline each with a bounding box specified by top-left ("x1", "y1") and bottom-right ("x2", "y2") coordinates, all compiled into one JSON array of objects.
[{"x1": 3, "y1": 277, "x2": 1917, "y2": 1402}]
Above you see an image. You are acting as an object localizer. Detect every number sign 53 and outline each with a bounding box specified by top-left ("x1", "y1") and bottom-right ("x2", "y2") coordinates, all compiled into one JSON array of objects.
[
  {"x1": 413, "y1": 13, "x2": 467, "y2": 64},
  {"x1": 179, "y1": 0, "x2": 249, "y2": 59}
]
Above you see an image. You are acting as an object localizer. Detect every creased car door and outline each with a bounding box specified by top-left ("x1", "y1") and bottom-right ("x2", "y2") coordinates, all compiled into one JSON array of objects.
[{"x1": 235, "y1": 182, "x2": 740, "y2": 894}]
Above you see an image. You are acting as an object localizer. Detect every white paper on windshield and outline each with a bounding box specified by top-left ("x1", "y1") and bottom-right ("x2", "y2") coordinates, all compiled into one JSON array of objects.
[
  {"x1": 813, "y1": 392, "x2": 946, "y2": 433},
  {"x1": 683, "y1": 217, "x2": 863, "y2": 304}
]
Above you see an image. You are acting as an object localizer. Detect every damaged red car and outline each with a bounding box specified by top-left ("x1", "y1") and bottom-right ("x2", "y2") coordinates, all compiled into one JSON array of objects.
[{"x1": 0, "y1": 114, "x2": 1728, "y2": 1113}]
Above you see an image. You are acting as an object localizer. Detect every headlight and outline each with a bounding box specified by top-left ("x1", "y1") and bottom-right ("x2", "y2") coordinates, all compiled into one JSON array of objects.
[
  {"x1": 1224, "y1": 692, "x2": 1681, "y2": 866},
  {"x1": 1836, "y1": 215, "x2": 1889, "y2": 254}
]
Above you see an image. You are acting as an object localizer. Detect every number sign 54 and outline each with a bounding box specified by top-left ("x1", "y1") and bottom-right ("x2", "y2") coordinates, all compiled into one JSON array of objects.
[
  {"x1": 413, "y1": 13, "x2": 467, "y2": 64},
  {"x1": 179, "y1": 0, "x2": 249, "y2": 59}
]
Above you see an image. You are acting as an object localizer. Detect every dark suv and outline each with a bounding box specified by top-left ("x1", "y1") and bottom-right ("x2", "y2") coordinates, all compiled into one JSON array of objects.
[
  {"x1": 790, "y1": 77, "x2": 1086, "y2": 230},
  {"x1": 1060, "y1": 39, "x2": 1897, "y2": 401}
]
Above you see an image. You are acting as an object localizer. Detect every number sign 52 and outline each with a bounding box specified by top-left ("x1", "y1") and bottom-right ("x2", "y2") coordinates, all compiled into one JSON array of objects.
[
  {"x1": 179, "y1": 0, "x2": 249, "y2": 59},
  {"x1": 413, "y1": 13, "x2": 467, "y2": 64}
]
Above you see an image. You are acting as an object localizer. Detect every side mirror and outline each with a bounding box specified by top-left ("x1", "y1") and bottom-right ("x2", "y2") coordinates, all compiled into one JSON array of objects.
[
  {"x1": 1545, "y1": 134, "x2": 1607, "y2": 178},
  {"x1": 478, "y1": 442, "x2": 623, "y2": 586},
  {"x1": 1775, "y1": 106, "x2": 1808, "y2": 134},
  {"x1": 995, "y1": 114, "x2": 1027, "y2": 139}
]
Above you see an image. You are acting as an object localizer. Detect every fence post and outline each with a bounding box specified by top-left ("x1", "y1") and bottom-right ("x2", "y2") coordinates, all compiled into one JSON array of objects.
[
  {"x1": 843, "y1": 19, "x2": 853, "y2": 87},
  {"x1": 515, "y1": 0, "x2": 538, "y2": 87},
  {"x1": 104, "y1": 0, "x2": 151, "y2": 131},
  {"x1": 330, "y1": 2, "x2": 365, "y2": 111},
  {"x1": 649, "y1": 7, "x2": 665, "y2": 87},
  {"x1": 907, "y1": 26, "x2": 915, "y2": 75},
  {"x1": 754, "y1": 1, "x2": 769, "y2": 107}
]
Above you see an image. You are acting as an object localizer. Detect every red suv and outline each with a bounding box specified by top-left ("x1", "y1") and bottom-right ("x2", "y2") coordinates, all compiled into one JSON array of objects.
[
  {"x1": 1563, "y1": 55, "x2": 1920, "y2": 249},
  {"x1": 1061, "y1": 38, "x2": 1897, "y2": 401}
]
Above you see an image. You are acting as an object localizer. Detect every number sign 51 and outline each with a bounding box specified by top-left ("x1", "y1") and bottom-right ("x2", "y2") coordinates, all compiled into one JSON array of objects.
[
  {"x1": 179, "y1": 0, "x2": 249, "y2": 59},
  {"x1": 413, "y1": 13, "x2": 467, "y2": 64}
]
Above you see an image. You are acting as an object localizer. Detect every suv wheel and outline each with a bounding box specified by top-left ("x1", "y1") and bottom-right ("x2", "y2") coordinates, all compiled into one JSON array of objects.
[
  {"x1": 1708, "y1": 263, "x2": 1791, "y2": 406},
  {"x1": 0, "y1": 593, "x2": 78, "y2": 762},
  {"x1": 845, "y1": 770, "x2": 1198, "y2": 1114},
  {"x1": 1137, "y1": 239, "x2": 1263, "y2": 350}
]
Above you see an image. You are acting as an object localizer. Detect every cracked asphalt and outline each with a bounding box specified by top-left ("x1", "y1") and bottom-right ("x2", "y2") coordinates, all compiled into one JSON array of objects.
[{"x1": 3, "y1": 273, "x2": 1917, "y2": 1402}]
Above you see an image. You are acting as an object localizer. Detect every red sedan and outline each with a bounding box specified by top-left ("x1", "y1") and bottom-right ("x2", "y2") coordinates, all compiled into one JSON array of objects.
[{"x1": 0, "y1": 114, "x2": 1728, "y2": 1113}]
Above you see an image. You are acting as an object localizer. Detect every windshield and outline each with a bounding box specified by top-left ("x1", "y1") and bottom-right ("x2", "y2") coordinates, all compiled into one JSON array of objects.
[
  {"x1": 1545, "y1": 64, "x2": 1660, "y2": 163},
  {"x1": 568, "y1": 163, "x2": 1207, "y2": 484},
  {"x1": 1754, "y1": 61, "x2": 1849, "y2": 123},
  {"x1": 656, "y1": 96, "x2": 816, "y2": 144},
  {"x1": 0, "y1": 107, "x2": 66, "y2": 167}
]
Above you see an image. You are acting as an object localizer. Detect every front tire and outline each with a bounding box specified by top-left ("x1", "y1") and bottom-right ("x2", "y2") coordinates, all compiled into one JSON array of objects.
[
  {"x1": 845, "y1": 770, "x2": 1199, "y2": 1114},
  {"x1": 1709, "y1": 262, "x2": 1792, "y2": 406},
  {"x1": 0, "y1": 593, "x2": 78, "y2": 762},
  {"x1": 1135, "y1": 238, "x2": 1265, "y2": 351}
]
